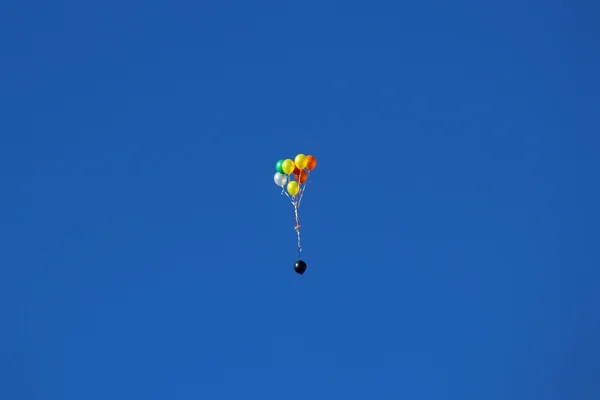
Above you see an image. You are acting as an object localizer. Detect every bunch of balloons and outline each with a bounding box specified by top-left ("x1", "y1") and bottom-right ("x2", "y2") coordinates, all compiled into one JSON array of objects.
[
  {"x1": 273, "y1": 153, "x2": 317, "y2": 274},
  {"x1": 273, "y1": 154, "x2": 317, "y2": 196}
]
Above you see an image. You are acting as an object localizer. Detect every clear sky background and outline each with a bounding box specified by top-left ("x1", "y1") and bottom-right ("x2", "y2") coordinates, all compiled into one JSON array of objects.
[{"x1": 2, "y1": 1, "x2": 599, "y2": 399}]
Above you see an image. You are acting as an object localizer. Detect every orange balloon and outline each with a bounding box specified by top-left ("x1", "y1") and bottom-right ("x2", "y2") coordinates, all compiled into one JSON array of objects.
[
  {"x1": 305, "y1": 155, "x2": 317, "y2": 170},
  {"x1": 295, "y1": 169, "x2": 308, "y2": 184}
]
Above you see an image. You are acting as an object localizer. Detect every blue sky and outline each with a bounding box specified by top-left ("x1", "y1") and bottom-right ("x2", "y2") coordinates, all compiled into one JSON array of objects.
[{"x1": 2, "y1": 0, "x2": 599, "y2": 399}]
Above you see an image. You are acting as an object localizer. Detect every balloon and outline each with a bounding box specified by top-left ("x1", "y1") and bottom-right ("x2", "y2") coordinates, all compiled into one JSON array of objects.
[
  {"x1": 305, "y1": 155, "x2": 317, "y2": 171},
  {"x1": 281, "y1": 159, "x2": 295, "y2": 175},
  {"x1": 275, "y1": 160, "x2": 284, "y2": 174},
  {"x1": 294, "y1": 154, "x2": 308, "y2": 170},
  {"x1": 287, "y1": 180, "x2": 299, "y2": 196},
  {"x1": 293, "y1": 166, "x2": 302, "y2": 176},
  {"x1": 295, "y1": 169, "x2": 307, "y2": 184},
  {"x1": 294, "y1": 260, "x2": 307, "y2": 275},
  {"x1": 273, "y1": 172, "x2": 287, "y2": 187}
]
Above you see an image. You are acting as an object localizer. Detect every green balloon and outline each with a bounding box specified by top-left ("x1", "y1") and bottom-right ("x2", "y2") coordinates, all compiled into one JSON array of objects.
[{"x1": 275, "y1": 159, "x2": 284, "y2": 174}]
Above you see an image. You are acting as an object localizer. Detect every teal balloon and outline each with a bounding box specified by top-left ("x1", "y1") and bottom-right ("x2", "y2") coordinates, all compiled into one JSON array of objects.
[{"x1": 275, "y1": 159, "x2": 284, "y2": 174}]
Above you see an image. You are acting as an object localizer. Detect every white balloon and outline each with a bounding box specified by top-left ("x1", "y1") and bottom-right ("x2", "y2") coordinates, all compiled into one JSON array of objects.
[{"x1": 273, "y1": 172, "x2": 287, "y2": 187}]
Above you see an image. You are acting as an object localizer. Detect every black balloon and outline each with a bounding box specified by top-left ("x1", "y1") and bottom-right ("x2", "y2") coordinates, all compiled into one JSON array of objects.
[{"x1": 294, "y1": 260, "x2": 307, "y2": 275}]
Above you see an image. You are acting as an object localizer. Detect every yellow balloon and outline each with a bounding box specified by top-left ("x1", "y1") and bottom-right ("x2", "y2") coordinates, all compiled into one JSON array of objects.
[
  {"x1": 287, "y1": 181, "x2": 299, "y2": 196},
  {"x1": 281, "y1": 159, "x2": 295, "y2": 175},
  {"x1": 294, "y1": 154, "x2": 308, "y2": 170}
]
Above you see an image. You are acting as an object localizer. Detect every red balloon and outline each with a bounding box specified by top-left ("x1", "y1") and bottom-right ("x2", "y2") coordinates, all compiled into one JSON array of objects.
[{"x1": 295, "y1": 169, "x2": 308, "y2": 184}]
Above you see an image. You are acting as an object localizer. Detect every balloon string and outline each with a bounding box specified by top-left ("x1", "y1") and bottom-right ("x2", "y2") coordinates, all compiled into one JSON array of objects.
[
  {"x1": 293, "y1": 170, "x2": 313, "y2": 257},
  {"x1": 280, "y1": 175, "x2": 289, "y2": 196},
  {"x1": 282, "y1": 171, "x2": 313, "y2": 258},
  {"x1": 280, "y1": 178, "x2": 301, "y2": 256},
  {"x1": 297, "y1": 171, "x2": 310, "y2": 207},
  {"x1": 293, "y1": 200, "x2": 302, "y2": 257}
]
